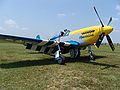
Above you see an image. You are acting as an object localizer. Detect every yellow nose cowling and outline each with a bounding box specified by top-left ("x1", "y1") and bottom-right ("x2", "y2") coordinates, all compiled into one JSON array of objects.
[{"x1": 103, "y1": 26, "x2": 113, "y2": 35}]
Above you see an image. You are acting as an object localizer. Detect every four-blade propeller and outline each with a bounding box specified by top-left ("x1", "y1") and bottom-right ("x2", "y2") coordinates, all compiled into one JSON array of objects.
[{"x1": 94, "y1": 6, "x2": 115, "y2": 51}]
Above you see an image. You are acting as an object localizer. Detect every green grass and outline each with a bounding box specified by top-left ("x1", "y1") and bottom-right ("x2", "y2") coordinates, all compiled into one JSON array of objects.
[{"x1": 0, "y1": 42, "x2": 120, "y2": 90}]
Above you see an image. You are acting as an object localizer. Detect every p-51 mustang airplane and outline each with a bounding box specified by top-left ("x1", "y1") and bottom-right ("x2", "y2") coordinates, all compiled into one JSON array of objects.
[{"x1": 0, "y1": 7, "x2": 115, "y2": 64}]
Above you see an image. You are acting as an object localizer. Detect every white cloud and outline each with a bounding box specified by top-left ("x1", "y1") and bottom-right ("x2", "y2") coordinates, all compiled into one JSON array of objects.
[
  {"x1": 57, "y1": 13, "x2": 66, "y2": 17},
  {"x1": 57, "y1": 12, "x2": 76, "y2": 18},
  {"x1": 4, "y1": 19, "x2": 19, "y2": 30},
  {"x1": 0, "y1": 19, "x2": 28, "y2": 31},
  {"x1": 112, "y1": 17, "x2": 119, "y2": 22},
  {"x1": 114, "y1": 30, "x2": 120, "y2": 33},
  {"x1": 116, "y1": 5, "x2": 120, "y2": 15},
  {"x1": 116, "y1": 5, "x2": 120, "y2": 11},
  {"x1": 21, "y1": 27, "x2": 29, "y2": 30},
  {"x1": 0, "y1": 27, "x2": 3, "y2": 30},
  {"x1": 71, "y1": 13, "x2": 76, "y2": 16}
]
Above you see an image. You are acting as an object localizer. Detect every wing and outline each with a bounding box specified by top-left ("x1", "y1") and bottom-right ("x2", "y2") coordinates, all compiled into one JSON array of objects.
[
  {"x1": 0, "y1": 34, "x2": 80, "y2": 55},
  {"x1": 0, "y1": 34, "x2": 45, "y2": 44}
]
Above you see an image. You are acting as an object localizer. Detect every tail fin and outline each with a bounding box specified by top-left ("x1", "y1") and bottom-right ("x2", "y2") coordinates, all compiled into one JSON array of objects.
[{"x1": 36, "y1": 35, "x2": 41, "y2": 40}]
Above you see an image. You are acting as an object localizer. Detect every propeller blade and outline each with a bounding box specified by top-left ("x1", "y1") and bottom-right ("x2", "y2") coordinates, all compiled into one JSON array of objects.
[
  {"x1": 106, "y1": 35, "x2": 115, "y2": 51},
  {"x1": 95, "y1": 33, "x2": 105, "y2": 48},
  {"x1": 94, "y1": 6, "x2": 104, "y2": 27},
  {"x1": 107, "y1": 17, "x2": 112, "y2": 26}
]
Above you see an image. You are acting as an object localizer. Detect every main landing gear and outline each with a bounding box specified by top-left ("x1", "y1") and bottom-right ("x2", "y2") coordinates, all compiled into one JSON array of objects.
[
  {"x1": 88, "y1": 45, "x2": 95, "y2": 61},
  {"x1": 69, "y1": 48, "x2": 80, "y2": 59}
]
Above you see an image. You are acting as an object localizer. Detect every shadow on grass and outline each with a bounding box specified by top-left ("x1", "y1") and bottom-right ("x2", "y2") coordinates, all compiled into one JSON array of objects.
[
  {"x1": 0, "y1": 58, "x2": 55, "y2": 69},
  {"x1": 0, "y1": 55, "x2": 119, "y2": 69},
  {"x1": 67, "y1": 56, "x2": 119, "y2": 69}
]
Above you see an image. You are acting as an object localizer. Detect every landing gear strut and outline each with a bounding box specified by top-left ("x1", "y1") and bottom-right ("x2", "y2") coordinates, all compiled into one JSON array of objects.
[{"x1": 88, "y1": 45, "x2": 95, "y2": 61}]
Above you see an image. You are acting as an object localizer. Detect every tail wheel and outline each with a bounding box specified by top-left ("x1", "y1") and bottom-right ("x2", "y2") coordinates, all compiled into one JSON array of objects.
[{"x1": 89, "y1": 52, "x2": 95, "y2": 60}]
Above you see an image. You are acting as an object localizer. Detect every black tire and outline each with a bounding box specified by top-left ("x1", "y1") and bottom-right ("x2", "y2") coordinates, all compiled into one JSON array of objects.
[
  {"x1": 55, "y1": 56, "x2": 65, "y2": 65},
  {"x1": 75, "y1": 50, "x2": 80, "y2": 59},
  {"x1": 89, "y1": 54, "x2": 95, "y2": 60},
  {"x1": 70, "y1": 49, "x2": 80, "y2": 59}
]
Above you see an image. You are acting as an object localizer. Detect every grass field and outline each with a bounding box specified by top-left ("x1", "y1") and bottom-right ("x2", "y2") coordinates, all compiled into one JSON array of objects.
[{"x1": 0, "y1": 42, "x2": 120, "y2": 90}]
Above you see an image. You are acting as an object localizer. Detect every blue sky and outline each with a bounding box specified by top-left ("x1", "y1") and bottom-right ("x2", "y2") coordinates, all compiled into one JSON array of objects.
[{"x1": 0, "y1": 0, "x2": 120, "y2": 42}]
